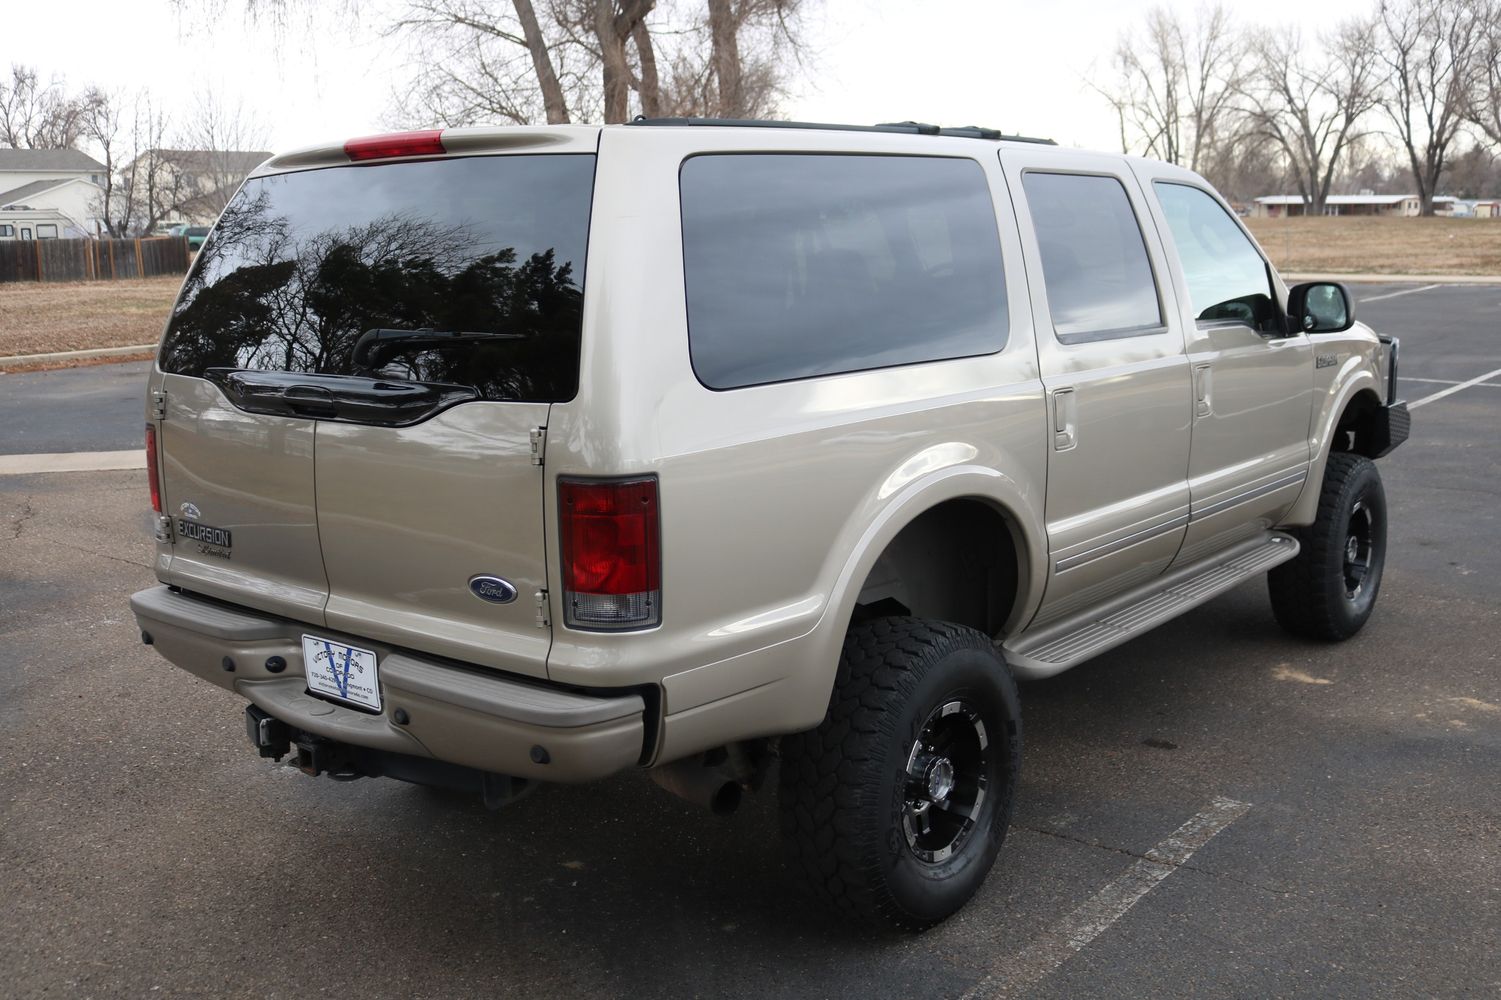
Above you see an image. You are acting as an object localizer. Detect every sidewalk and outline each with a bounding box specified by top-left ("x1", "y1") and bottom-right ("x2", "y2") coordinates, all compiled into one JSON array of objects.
[
  {"x1": 0, "y1": 343, "x2": 153, "y2": 372},
  {"x1": 1282, "y1": 272, "x2": 1501, "y2": 285}
]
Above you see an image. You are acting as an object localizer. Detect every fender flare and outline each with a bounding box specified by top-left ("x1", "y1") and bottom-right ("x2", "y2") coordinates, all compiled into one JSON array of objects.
[
  {"x1": 1287, "y1": 370, "x2": 1383, "y2": 526},
  {"x1": 774, "y1": 465, "x2": 1046, "y2": 731}
]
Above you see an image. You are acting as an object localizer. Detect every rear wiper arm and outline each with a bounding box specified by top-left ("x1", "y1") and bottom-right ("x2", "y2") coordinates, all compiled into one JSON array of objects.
[{"x1": 352, "y1": 327, "x2": 524, "y2": 370}]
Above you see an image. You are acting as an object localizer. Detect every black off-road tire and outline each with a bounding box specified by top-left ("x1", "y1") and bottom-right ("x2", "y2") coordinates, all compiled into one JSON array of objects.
[
  {"x1": 778, "y1": 617, "x2": 1021, "y2": 931},
  {"x1": 1268, "y1": 452, "x2": 1388, "y2": 640}
]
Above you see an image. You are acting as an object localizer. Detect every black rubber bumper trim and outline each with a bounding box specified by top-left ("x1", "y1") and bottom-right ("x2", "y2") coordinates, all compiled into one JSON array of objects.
[{"x1": 1368, "y1": 400, "x2": 1410, "y2": 459}]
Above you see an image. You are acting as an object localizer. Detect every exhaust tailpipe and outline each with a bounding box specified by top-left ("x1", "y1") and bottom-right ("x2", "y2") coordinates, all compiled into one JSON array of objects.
[{"x1": 649, "y1": 756, "x2": 742, "y2": 815}]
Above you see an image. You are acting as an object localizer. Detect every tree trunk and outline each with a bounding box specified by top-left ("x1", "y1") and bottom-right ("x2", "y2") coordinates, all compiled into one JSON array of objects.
[
  {"x1": 594, "y1": 0, "x2": 632, "y2": 123},
  {"x1": 632, "y1": 18, "x2": 661, "y2": 118},
  {"x1": 707, "y1": 0, "x2": 743, "y2": 118},
  {"x1": 513, "y1": 0, "x2": 570, "y2": 124}
]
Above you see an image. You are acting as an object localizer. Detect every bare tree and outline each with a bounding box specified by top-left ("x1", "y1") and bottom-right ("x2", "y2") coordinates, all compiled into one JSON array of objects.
[
  {"x1": 697, "y1": 0, "x2": 803, "y2": 118},
  {"x1": 102, "y1": 96, "x2": 182, "y2": 237},
  {"x1": 390, "y1": 0, "x2": 809, "y2": 127},
  {"x1": 1467, "y1": 0, "x2": 1501, "y2": 146},
  {"x1": 1243, "y1": 20, "x2": 1379, "y2": 214},
  {"x1": 1375, "y1": 0, "x2": 1483, "y2": 215},
  {"x1": 394, "y1": 0, "x2": 581, "y2": 125},
  {"x1": 1443, "y1": 140, "x2": 1501, "y2": 196},
  {"x1": 173, "y1": 91, "x2": 271, "y2": 219},
  {"x1": 1096, "y1": 4, "x2": 1246, "y2": 172},
  {"x1": 586, "y1": 0, "x2": 656, "y2": 124},
  {"x1": 85, "y1": 89, "x2": 260, "y2": 237},
  {"x1": 708, "y1": 0, "x2": 744, "y2": 116},
  {"x1": 0, "y1": 64, "x2": 101, "y2": 149},
  {"x1": 519, "y1": 0, "x2": 572, "y2": 122},
  {"x1": 81, "y1": 88, "x2": 126, "y2": 235}
]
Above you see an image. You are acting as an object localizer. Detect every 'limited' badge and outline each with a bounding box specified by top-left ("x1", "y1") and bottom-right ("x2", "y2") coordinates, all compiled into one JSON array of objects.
[{"x1": 468, "y1": 575, "x2": 519, "y2": 604}]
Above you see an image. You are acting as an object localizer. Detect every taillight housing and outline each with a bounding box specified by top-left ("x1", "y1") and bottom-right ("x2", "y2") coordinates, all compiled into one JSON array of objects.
[
  {"x1": 558, "y1": 476, "x2": 661, "y2": 630},
  {"x1": 343, "y1": 130, "x2": 445, "y2": 161},
  {"x1": 145, "y1": 423, "x2": 161, "y2": 514}
]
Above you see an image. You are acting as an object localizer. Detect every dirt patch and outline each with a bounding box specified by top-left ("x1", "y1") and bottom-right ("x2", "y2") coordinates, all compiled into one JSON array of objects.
[
  {"x1": 1245, "y1": 216, "x2": 1501, "y2": 276},
  {"x1": 0, "y1": 277, "x2": 179, "y2": 358}
]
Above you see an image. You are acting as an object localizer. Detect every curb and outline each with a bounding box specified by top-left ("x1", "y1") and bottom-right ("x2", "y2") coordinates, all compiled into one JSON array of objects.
[
  {"x1": 1282, "y1": 272, "x2": 1501, "y2": 285},
  {"x1": 0, "y1": 450, "x2": 145, "y2": 475},
  {"x1": 0, "y1": 343, "x2": 154, "y2": 368}
]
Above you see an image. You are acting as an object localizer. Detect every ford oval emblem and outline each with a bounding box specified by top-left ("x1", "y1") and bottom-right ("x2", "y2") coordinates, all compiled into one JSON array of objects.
[
  {"x1": 468, "y1": 575, "x2": 518, "y2": 605},
  {"x1": 179, "y1": 502, "x2": 201, "y2": 520}
]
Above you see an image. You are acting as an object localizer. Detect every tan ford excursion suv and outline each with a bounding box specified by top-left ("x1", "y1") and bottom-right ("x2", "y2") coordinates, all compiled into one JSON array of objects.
[{"x1": 130, "y1": 118, "x2": 1408, "y2": 929}]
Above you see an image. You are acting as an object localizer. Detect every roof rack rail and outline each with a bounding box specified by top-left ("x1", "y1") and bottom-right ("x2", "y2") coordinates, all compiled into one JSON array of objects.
[{"x1": 627, "y1": 116, "x2": 1057, "y2": 145}]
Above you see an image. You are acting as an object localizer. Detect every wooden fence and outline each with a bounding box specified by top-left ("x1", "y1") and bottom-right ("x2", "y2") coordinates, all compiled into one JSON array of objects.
[{"x1": 0, "y1": 236, "x2": 191, "y2": 283}]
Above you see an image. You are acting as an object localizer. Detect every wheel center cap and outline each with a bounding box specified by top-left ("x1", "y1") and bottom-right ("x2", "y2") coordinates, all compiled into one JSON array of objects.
[
  {"x1": 925, "y1": 757, "x2": 955, "y2": 801},
  {"x1": 1346, "y1": 536, "x2": 1360, "y2": 563}
]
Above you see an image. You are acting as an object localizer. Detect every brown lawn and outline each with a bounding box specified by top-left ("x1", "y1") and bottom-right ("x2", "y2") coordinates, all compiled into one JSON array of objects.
[
  {"x1": 0, "y1": 276, "x2": 180, "y2": 362},
  {"x1": 1244, "y1": 216, "x2": 1501, "y2": 276}
]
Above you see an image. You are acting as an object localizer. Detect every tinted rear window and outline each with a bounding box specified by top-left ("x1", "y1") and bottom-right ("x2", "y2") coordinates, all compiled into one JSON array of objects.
[
  {"x1": 680, "y1": 154, "x2": 1008, "y2": 389},
  {"x1": 160, "y1": 154, "x2": 595, "y2": 402},
  {"x1": 1022, "y1": 171, "x2": 1162, "y2": 343}
]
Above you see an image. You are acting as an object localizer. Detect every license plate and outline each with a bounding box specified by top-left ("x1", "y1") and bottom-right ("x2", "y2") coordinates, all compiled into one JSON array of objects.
[{"x1": 302, "y1": 635, "x2": 381, "y2": 711}]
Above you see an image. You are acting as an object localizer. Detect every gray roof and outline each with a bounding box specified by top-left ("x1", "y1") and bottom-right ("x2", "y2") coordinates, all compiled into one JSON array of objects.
[
  {"x1": 0, "y1": 147, "x2": 106, "y2": 173},
  {"x1": 153, "y1": 148, "x2": 273, "y2": 173},
  {"x1": 0, "y1": 177, "x2": 81, "y2": 207}
]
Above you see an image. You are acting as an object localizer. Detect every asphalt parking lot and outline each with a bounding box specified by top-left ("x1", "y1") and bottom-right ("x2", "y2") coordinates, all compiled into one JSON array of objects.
[{"x1": 2, "y1": 282, "x2": 1498, "y2": 998}]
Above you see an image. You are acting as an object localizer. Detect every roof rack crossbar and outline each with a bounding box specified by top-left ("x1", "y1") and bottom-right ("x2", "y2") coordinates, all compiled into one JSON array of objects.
[{"x1": 627, "y1": 116, "x2": 1056, "y2": 145}]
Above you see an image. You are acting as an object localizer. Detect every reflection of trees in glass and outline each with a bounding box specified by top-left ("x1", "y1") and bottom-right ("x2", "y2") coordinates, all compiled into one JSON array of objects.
[{"x1": 162, "y1": 193, "x2": 582, "y2": 402}]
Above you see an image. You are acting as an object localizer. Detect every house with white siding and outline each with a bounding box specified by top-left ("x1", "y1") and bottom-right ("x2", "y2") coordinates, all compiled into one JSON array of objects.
[
  {"x1": 1249, "y1": 193, "x2": 1460, "y2": 218},
  {"x1": 0, "y1": 148, "x2": 107, "y2": 239}
]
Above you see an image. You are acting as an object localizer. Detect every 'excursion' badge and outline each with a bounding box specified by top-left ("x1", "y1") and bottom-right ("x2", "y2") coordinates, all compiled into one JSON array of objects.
[{"x1": 468, "y1": 575, "x2": 519, "y2": 604}]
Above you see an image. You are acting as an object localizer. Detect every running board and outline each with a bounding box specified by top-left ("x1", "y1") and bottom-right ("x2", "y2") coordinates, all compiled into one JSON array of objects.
[{"x1": 1002, "y1": 532, "x2": 1300, "y2": 679}]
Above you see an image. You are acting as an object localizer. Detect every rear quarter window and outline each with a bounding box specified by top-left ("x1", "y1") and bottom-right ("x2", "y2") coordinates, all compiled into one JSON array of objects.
[
  {"x1": 679, "y1": 153, "x2": 1009, "y2": 389},
  {"x1": 160, "y1": 154, "x2": 595, "y2": 403}
]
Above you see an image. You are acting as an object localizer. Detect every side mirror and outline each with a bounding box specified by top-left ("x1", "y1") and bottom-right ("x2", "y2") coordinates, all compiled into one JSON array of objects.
[{"x1": 1288, "y1": 281, "x2": 1355, "y2": 334}]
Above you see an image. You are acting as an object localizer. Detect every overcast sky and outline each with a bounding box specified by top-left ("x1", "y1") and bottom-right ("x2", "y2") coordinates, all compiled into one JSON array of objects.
[{"x1": 10, "y1": 0, "x2": 1376, "y2": 154}]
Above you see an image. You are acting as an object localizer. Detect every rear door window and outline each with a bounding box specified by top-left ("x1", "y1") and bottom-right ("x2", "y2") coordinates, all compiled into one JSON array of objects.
[
  {"x1": 160, "y1": 154, "x2": 596, "y2": 403},
  {"x1": 1022, "y1": 171, "x2": 1163, "y2": 343},
  {"x1": 679, "y1": 154, "x2": 1008, "y2": 389}
]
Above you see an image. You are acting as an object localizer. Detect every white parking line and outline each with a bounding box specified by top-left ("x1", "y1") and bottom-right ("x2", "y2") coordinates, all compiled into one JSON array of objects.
[
  {"x1": 963, "y1": 796, "x2": 1252, "y2": 1000},
  {"x1": 0, "y1": 450, "x2": 145, "y2": 475},
  {"x1": 1358, "y1": 283, "x2": 1444, "y2": 303},
  {"x1": 1410, "y1": 366, "x2": 1501, "y2": 410},
  {"x1": 1401, "y1": 376, "x2": 1491, "y2": 385}
]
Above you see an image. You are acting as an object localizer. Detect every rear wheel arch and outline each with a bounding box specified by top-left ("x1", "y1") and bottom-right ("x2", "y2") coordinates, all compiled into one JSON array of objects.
[{"x1": 853, "y1": 496, "x2": 1031, "y2": 639}]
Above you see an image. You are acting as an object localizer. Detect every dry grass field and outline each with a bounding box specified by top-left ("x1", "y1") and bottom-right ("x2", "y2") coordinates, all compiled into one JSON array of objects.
[
  {"x1": 1245, "y1": 216, "x2": 1501, "y2": 276},
  {"x1": 0, "y1": 276, "x2": 179, "y2": 361}
]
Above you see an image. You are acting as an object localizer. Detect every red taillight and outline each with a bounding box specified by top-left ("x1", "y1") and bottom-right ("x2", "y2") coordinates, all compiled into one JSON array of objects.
[
  {"x1": 343, "y1": 130, "x2": 446, "y2": 161},
  {"x1": 559, "y1": 477, "x2": 661, "y2": 630},
  {"x1": 145, "y1": 423, "x2": 161, "y2": 513}
]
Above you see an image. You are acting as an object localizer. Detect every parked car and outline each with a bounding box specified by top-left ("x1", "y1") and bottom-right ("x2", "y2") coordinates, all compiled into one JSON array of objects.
[{"x1": 130, "y1": 119, "x2": 1408, "y2": 930}]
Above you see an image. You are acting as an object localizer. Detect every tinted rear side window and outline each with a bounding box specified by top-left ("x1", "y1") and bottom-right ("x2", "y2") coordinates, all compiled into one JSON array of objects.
[
  {"x1": 680, "y1": 154, "x2": 1008, "y2": 389},
  {"x1": 1022, "y1": 171, "x2": 1162, "y2": 343},
  {"x1": 160, "y1": 154, "x2": 595, "y2": 402}
]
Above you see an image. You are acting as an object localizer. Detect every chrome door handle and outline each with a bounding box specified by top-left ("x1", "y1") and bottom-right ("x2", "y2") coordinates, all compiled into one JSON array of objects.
[
  {"x1": 1052, "y1": 388, "x2": 1077, "y2": 450},
  {"x1": 1193, "y1": 364, "x2": 1212, "y2": 418}
]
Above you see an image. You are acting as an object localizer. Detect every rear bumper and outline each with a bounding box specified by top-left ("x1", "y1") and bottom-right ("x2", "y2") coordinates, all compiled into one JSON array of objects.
[{"x1": 130, "y1": 586, "x2": 648, "y2": 782}]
